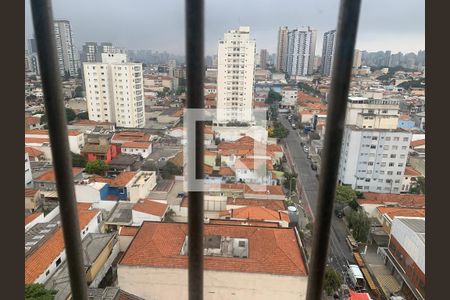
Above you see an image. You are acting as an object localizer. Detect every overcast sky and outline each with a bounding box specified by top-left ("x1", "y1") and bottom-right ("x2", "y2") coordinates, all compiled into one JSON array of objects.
[{"x1": 25, "y1": 0, "x2": 424, "y2": 56}]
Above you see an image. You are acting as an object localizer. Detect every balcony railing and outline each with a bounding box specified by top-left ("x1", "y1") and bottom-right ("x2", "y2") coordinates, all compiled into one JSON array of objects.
[{"x1": 29, "y1": 0, "x2": 361, "y2": 299}]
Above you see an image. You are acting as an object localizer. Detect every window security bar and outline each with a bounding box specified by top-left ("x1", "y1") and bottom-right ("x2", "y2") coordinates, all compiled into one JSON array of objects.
[
  {"x1": 305, "y1": 0, "x2": 362, "y2": 299},
  {"x1": 30, "y1": 0, "x2": 88, "y2": 299},
  {"x1": 29, "y1": 0, "x2": 360, "y2": 299},
  {"x1": 185, "y1": 0, "x2": 205, "y2": 299}
]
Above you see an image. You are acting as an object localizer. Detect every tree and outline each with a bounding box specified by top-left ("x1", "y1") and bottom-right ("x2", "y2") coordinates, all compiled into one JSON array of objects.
[
  {"x1": 265, "y1": 89, "x2": 282, "y2": 104},
  {"x1": 335, "y1": 185, "x2": 357, "y2": 205},
  {"x1": 40, "y1": 108, "x2": 76, "y2": 124},
  {"x1": 25, "y1": 283, "x2": 57, "y2": 300},
  {"x1": 176, "y1": 86, "x2": 186, "y2": 95},
  {"x1": 161, "y1": 161, "x2": 182, "y2": 179},
  {"x1": 283, "y1": 172, "x2": 297, "y2": 193},
  {"x1": 323, "y1": 266, "x2": 344, "y2": 296},
  {"x1": 269, "y1": 121, "x2": 288, "y2": 139},
  {"x1": 71, "y1": 152, "x2": 87, "y2": 168},
  {"x1": 410, "y1": 176, "x2": 425, "y2": 194},
  {"x1": 74, "y1": 85, "x2": 84, "y2": 98},
  {"x1": 85, "y1": 160, "x2": 108, "y2": 175},
  {"x1": 347, "y1": 209, "x2": 371, "y2": 243},
  {"x1": 77, "y1": 111, "x2": 89, "y2": 120}
]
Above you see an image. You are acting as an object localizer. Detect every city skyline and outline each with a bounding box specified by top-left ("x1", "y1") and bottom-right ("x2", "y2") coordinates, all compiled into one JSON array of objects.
[{"x1": 25, "y1": 0, "x2": 425, "y2": 56}]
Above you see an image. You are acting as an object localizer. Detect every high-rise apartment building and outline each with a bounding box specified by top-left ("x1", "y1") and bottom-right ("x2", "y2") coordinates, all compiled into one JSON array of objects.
[
  {"x1": 81, "y1": 42, "x2": 123, "y2": 63},
  {"x1": 54, "y1": 20, "x2": 80, "y2": 76},
  {"x1": 353, "y1": 49, "x2": 362, "y2": 68},
  {"x1": 286, "y1": 27, "x2": 317, "y2": 77},
  {"x1": 83, "y1": 53, "x2": 145, "y2": 128},
  {"x1": 275, "y1": 26, "x2": 289, "y2": 72},
  {"x1": 321, "y1": 30, "x2": 336, "y2": 77},
  {"x1": 259, "y1": 49, "x2": 268, "y2": 69},
  {"x1": 338, "y1": 97, "x2": 411, "y2": 194},
  {"x1": 216, "y1": 26, "x2": 256, "y2": 124}
]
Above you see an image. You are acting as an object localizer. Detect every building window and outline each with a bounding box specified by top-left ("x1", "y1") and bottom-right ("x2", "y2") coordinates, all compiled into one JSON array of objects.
[{"x1": 56, "y1": 257, "x2": 62, "y2": 267}]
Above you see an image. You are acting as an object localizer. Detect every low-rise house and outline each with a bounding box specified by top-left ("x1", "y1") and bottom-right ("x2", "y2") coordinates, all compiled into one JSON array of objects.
[
  {"x1": 25, "y1": 129, "x2": 85, "y2": 154},
  {"x1": 45, "y1": 232, "x2": 120, "y2": 299},
  {"x1": 118, "y1": 226, "x2": 140, "y2": 252},
  {"x1": 25, "y1": 212, "x2": 44, "y2": 232},
  {"x1": 25, "y1": 146, "x2": 46, "y2": 162},
  {"x1": 243, "y1": 184, "x2": 285, "y2": 200},
  {"x1": 118, "y1": 222, "x2": 308, "y2": 299},
  {"x1": 81, "y1": 137, "x2": 119, "y2": 163},
  {"x1": 107, "y1": 154, "x2": 143, "y2": 174},
  {"x1": 131, "y1": 199, "x2": 169, "y2": 226},
  {"x1": 401, "y1": 166, "x2": 423, "y2": 193},
  {"x1": 25, "y1": 204, "x2": 101, "y2": 285},
  {"x1": 221, "y1": 206, "x2": 290, "y2": 228},
  {"x1": 357, "y1": 192, "x2": 425, "y2": 218},
  {"x1": 234, "y1": 158, "x2": 274, "y2": 185},
  {"x1": 33, "y1": 167, "x2": 84, "y2": 191},
  {"x1": 25, "y1": 152, "x2": 33, "y2": 186},
  {"x1": 111, "y1": 131, "x2": 151, "y2": 147},
  {"x1": 375, "y1": 207, "x2": 425, "y2": 234},
  {"x1": 25, "y1": 188, "x2": 42, "y2": 213},
  {"x1": 121, "y1": 142, "x2": 153, "y2": 159},
  {"x1": 156, "y1": 107, "x2": 183, "y2": 124},
  {"x1": 25, "y1": 116, "x2": 43, "y2": 130}
]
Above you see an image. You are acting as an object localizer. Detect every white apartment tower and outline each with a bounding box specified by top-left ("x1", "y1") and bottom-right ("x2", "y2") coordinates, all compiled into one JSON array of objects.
[
  {"x1": 216, "y1": 26, "x2": 256, "y2": 124},
  {"x1": 321, "y1": 30, "x2": 336, "y2": 77},
  {"x1": 54, "y1": 20, "x2": 80, "y2": 77},
  {"x1": 286, "y1": 27, "x2": 317, "y2": 77},
  {"x1": 353, "y1": 49, "x2": 362, "y2": 68},
  {"x1": 338, "y1": 97, "x2": 412, "y2": 194},
  {"x1": 276, "y1": 26, "x2": 289, "y2": 72},
  {"x1": 83, "y1": 53, "x2": 145, "y2": 128}
]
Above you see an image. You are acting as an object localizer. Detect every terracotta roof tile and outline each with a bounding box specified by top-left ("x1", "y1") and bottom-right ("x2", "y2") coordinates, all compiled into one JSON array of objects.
[
  {"x1": 404, "y1": 166, "x2": 422, "y2": 176},
  {"x1": 25, "y1": 204, "x2": 99, "y2": 284},
  {"x1": 234, "y1": 158, "x2": 273, "y2": 171},
  {"x1": 410, "y1": 139, "x2": 425, "y2": 148},
  {"x1": 230, "y1": 206, "x2": 289, "y2": 222},
  {"x1": 219, "y1": 167, "x2": 235, "y2": 177},
  {"x1": 35, "y1": 168, "x2": 83, "y2": 182},
  {"x1": 119, "y1": 222, "x2": 307, "y2": 276},
  {"x1": 111, "y1": 132, "x2": 151, "y2": 143},
  {"x1": 209, "y1": 219, "x2": 280, "y2": 228},
  {"x1": 358, "y1": 193, "x2": 425, "y2": 208},
  {"x1": 122, "y1": 142, "x2": 151, "y2": 149},
  {"x1": 377, "y1": 207, "x2": 425, "y2": 220},
  {"x1": 25, "y1": 129, "x2": 81, "y2": 136},
  {"x1": 26, "y1": 116, "x2": 41, "y2": 126},
  {"x1": 244, "y1": 184, "x2": 284, "y2": 196},
  {"x1": 25, "y1": 146, "x2": 44, "y2": 158},
  {"x1": 25, "y1": 212, "x2": 43, "y2": 226},
  {"x1": 25, "y1": 137, "x2": 50, "y2": 144},
  {"x1": 119, "y1": 226, "x2": 140, "y2": 237},
  {"x1": 25, "y1": 188, "x2": 40, "y2": 198},
  {"x1": 227, "y1": 197, "x2": 286, "y2": 211},
  {"x1": 132, "y1": 199, "x2": 168, "y2": 217}
]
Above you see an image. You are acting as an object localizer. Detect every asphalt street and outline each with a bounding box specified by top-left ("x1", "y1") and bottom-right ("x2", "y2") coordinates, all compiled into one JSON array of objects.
[{"x1": 279, "y1": 116, "x2": 355, "y2": 276}]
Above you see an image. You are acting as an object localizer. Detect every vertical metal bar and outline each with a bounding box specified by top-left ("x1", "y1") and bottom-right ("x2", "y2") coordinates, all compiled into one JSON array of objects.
[
  {"x1": 185, "y1": 0, "x2": 205, "y2": 299},
  {"x1": 305, "y1": 0, "x2": 361, "y2": 299},
  {"x1": 29, "y1": 1, "x2": 88, "y2": 299}
]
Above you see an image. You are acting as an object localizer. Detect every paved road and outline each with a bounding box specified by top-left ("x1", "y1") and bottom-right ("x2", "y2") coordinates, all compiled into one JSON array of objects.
[{"x1": 280, "y1": 116, "x2": 355, "y2": 275}]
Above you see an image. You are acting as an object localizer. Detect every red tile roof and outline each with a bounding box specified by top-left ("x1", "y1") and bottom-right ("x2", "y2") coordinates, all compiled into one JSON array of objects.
[
  {"x1": 25, "y1": 204, "x2": 99, "y2": 284},
  {"x1": 119, "y1": 226, "x2": 140, "y2": 237},
  {"x1": 219, "y1": 167, "x2": 235, "y2": 177},
  {"x1": 25, "y1": 188, "x2": 40, "y2": 198},
  {"x1": 25, "y1": 146, "x2": 44, "y2": 158},
  {"x1": 111, "y1": 132, "x2": 151, "y2": 143},
  {"x1": 120, "y1": 222, "x2": 307, "y2": 276},
  {"x1": 132, "y1": 199, "x2": 168, "y2": 217},
  {"x1": 203, "y1": 164, "x2": 214, "y2": 175},
  {"x1": 404, "y1": 166, "x2": 422, "y2": 176},
  {"x1": 121, "y1": 142, "x2": 151, "y2": 149},
  {"x1": 25, "y1": 129, "x2": 81, "y2": 136},
  {"x1": 25, "y1": 137, "x2": 50, "y2": 144},
  {"x1": 90, "y1": 171, "x2": 137, "y2": 187},
  {"x1": 227, "y1": 197, "x2": 286, "y2": 211},
  {"x1": 410, "y1": 139, "x2": 425, "y2": 148},
  {"x1": 25, "y1": 212, "x2": 43, "y2": 226},
  {"x1": 26, "y1": 116, "x2": 41, "y2": 126},
  {"x1": 234, "y1": 158, "x2": 273, "y2": 171},
  {"x1": 35, "y1": 167, "x2": 83, "y2": 182},
  {"x1": 244, "y1": 184, "x2": 284, "y2": 196},
  {"x1": 228, "y1": 206, "x2": 289, "y2": 222},
  {"x1": 209, "y1": 219, "x2": 280, "y2": 228},
  {"x1": 358, "y1": 193, "x2": 425, "y2": 208},
  {"x1": 377, "y1": 207, "x2": 425, "y2": 220}
]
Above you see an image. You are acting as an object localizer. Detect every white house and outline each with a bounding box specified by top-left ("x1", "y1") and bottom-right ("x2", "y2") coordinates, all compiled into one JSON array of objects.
[
  {"x1": 127, "y1": 171, "x2": 158, "y2": 203},
  {"x1": 74, "y1": 181, "x2": 109, "y2": 203},
  {"x1": 25, "y1": 129, "x2": 85, "y2": 154},
  {"x1": 121, "y1": 142, "x2": 153, "y2": 158},
  {"x1": 25, "y1": 152, "x2": 32, "y2": 186},
  {"x1": 131, "y1": 199, "x2": 168, "y2": 226},
  {"x1": 117, "y1": 222, "x2": 308, "y2": 300},
  {"x1": 234, "y1": 158, "x2": 274, "y2": 185}
]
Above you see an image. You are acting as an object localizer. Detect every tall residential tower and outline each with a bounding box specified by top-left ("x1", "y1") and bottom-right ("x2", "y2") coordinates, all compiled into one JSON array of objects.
[
  {"x1": 83, "y1": 53, "x2": 145, "y2": 128},
  {"x1": 54, "y1": 20, "x2": 80, "y2": 76},
  {"x1": 275, "y1": 26, "x2": 289, "y2": 72},
  {"x1": 216, "y1": 26, "x2": 256, "y2": 124},
  {"x1": 286, "y1": 27, "x2": 317, "y2": 77},
  {"x1": 321, "y1": 30, "x2": 336, "y2": 77}
]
